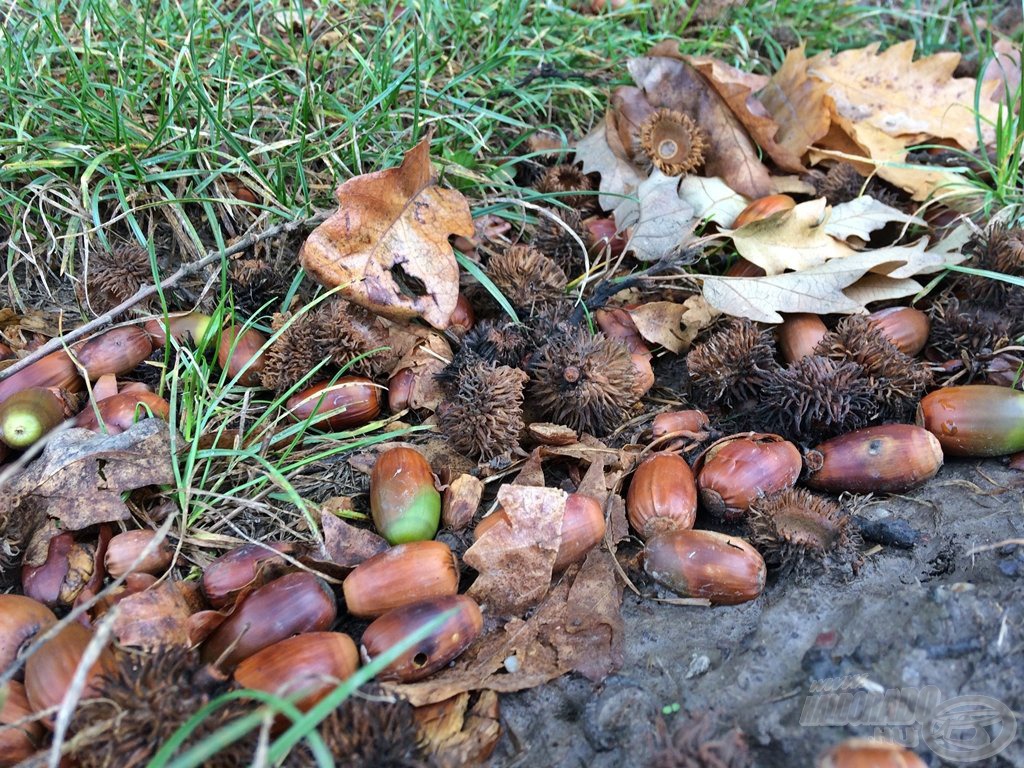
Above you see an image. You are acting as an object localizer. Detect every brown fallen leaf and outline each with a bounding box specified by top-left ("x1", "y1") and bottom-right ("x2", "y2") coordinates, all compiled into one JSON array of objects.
[
  {"x1": 758, "y1": 45, "x2": 832, "y2": 162},
  {"x1": 298, "y1": 137, "x2": 475, "y2": 329},
  {"x1": 315, "y1": 501, "x2": 389, "y2": 569},
  {"x1": 387, "y1": 330, "x2": 452, "y2": 412},
  {"x1": 728, "y1": 198, "x2": 854, "y2": 274},
  {"x1": 113, "y1": 579, "x2": 204, "y2": 648},
  {"x1": 442, "y1": 474, "x2": 484, "y2": 531},
  {"x1": 982, "y1": 38, "x2": 1022, "y2": 103},
  {"x1": 626, "y1": 301, "x2": 691, "y2": 354},
  {"x1": 414, "y1": 691, "x2": 501, "y2": 768}
]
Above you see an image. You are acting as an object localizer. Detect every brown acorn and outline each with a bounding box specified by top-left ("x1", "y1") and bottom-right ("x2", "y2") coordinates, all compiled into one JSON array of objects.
[
  {"x1": 201, "y1": 542, "x2": 294, "y2": 609},
  {"x1": 144, "y1": 312, "x2": 215, "y2": 347},
  {"x1": 0, "y1": 387, "x2": 66, "y2": 448},
  {"x1": 75, "y1": 390, "x2": 171, "y2": 434},
  {"x1": 731, "y1": 194, "x2": 796, "y2": 228},
  {"x1": 917, "y1": 384, "x2": 1024, "y2": 456},
  {"x1": 0, "y1": 595, "x2": 57, "y2": 677},
  {"x1": 73, "y1": 326, "x2": 154, "y2": 380},
  {"x1": 626, "y1": 452, "x2": 698, "y2": 540},
  {"x1": 638, "y1": 108, "x2": 708, "y2": 176},
  {"x1": 777, "y1": 313, "x2": 827, "y2": 364},
  {"x1": 724, "y1": 258, "x2": 766, "y2": 277},
  {"x1": 643, "y1": 529, "x2": 766, "y2": 605},
  {"x1": 21, "y1": 532, "x2": 102, "y2": 610},
  {"x1": 651, "y1": 410, "x2": 711, "y2": 440},
  {"x1": 285, "y1": 377, "x2": 382, "y2": 431},
  {"x1": 387, "y1": 367, "x2": 417, "y2": 412},
  {"x1": 0, "y1": 349, "x2": 82, "y2": 407},
  {"x1": 867, "y1": 306, "x2": 930, "y2": 357},
  {"x1": 360, "y1": 595, "x2": 483, "y2": 683},
  {"x1": 104, "y1": 530, "x2": 174, "y2": 579},
  {"x1": 0, "y1": 343, "x2": 13, "y2": 361},
  {"x1": 217, "y1": 325, "x2": 268, "y2": 387},
  {"x1": 233, "y1": 631, "x2": 359, "y2": 713},
  {"x1": 594, "y1": 308, "x2": 649, "y2": 356},
  {"x1": 805, "y1": 424, "x2": 943, "y2": 494},
  {"x1": 0, "y1": 680, "x2": 42, "y2": 766},
  {"x1": 448, "y1": 294, "x2": 476, "y2": 335},
  {"x1": 343, "y1": 541, "x2": 459, "y2": 619},
  {"x1": 370, "y1": 447, "x2": 441, "y2": 545},
  {"x1": 583, "y1": 216, "x2": 627, "y2": 259},
  {"x1": 200, "y1": 571, "x2": 337, "y2": 670},
  {"x1": 24, "y1": 623, "x2": 115, "y2": 728},
  {"x1": 696, "y1": 434, "x2": 802, "y2": 522},
  {"x1": 816, "y1": 738, "x2": 927, "y2": 768}
]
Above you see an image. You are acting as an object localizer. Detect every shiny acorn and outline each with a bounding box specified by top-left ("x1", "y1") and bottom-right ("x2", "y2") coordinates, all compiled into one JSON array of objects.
[
  {"x1": 75, "y1": 390, "x2": 171, "y2": 434},
  {"x1": 233, "y1": 631, "x2": 359, "y2": 713},
  {"x1": 0, "y1": 343, "x2": 13, "y2": 361},
  {"x1": 0, "y1": 595, "x2": 57, "y2": 677},
  {"x1": 697, "y1": 433, "x2": 802, "y2": 522},
  {"x1": 867, "y1": 306, "x2": 930, "y2": 357},
  {"x1": 651, "y1": 410, "x2": 710, "y2": 440},
  {"x1": 777, "y1": 313, "x2": 828, "y2": 364},
  {"x1": 732, "y1": 194, "x2": 795, "y2": 228},
  {"x1": 0, "y1": 387, "x2": 66, "y2": 449},
  {"x1": 917, "y1": 385, "x2": 1024, "y2": 456},
  {"x1": 72, "y1": 326, "x2": 154, "y2": 380},
  {"x1": 286, "y1": 377, "x2": 382, "y2": 431},
  {"x1": 805, "y1": 424, "x2": 943, "y2": 494},
  {"x1": 816, "y1": 738, "x2": 927, "y2": 768},
  {"x1": 360, "y1": 594, "x2": 483, "y2": 683},
  {"x1": 145, "y1": 312, "x2": 214, "y2": 347},
  {"x1": 200, "y1": 571, "x2": 337, "y2": 670},
  {"x1": 448, "y1": 294, "x2": 476, "y2": 335},
  {"x1": 370, "y1": 446, "x2": 441, "y2": 545},
  {"x1": 387, "y1": 367, "x2": 417, "y2": 412},
  {"x1": 0, "y1": 350, "x2": 82, "y2": 407},
  {"x1": 104, "y1": 530, "x2": 174, "y2": 579},
  {"x1": 643, "y1": 529, "x2": 766, "y2": 605},
  {"x1": 201, "y1": 542, "x2": 294, "y2": 609},
  {"x1": 626, "y1": 452, "x2": 698, "y2": 540},
  {"x1": 217, "y1": 325, "x2": 268, "y2": 387},
  {"x1": 0, "y1": 681, "x2": 42, "y2": 766},
  {"x1": 343, "y1": 540, "x2": 459, "y2": 619}
]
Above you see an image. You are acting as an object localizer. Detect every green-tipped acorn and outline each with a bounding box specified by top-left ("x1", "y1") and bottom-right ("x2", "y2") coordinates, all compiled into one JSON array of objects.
[
  {"x1": 0, "y1": 388, "x2": 65, "y2": 449},
  {"x1": 917, "y1": 385, "x2": 1024, "y2": 457},
  {"x1": 370, "y1": 446, "x2": 441, "y2": 544}
]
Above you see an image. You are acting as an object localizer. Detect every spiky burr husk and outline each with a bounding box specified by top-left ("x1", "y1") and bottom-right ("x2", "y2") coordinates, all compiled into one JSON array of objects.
[
  {"x1": 638, "y1": 108, "x2": 708, "y2": 176},
  {"x1": 486, "y1": 245, "x2": 567, "y2": 310},
  {"x1": 228, "y1": 257, "x2": 289, "y2": 316},
  {"x1": 531, "y1": 207, "x2": 589, "y2": 277},
  {"x1": 534, "y1": 164, "x2": 597, "y2": 213},
  {"x1": 86, "y1": 244, "x2": 154, "y2": 312},
  {"x1": 650, "y1": 711, "x2": 751, "y2": 768},
  {"x1": 437, "y1": 361, "x2": 528, "y2": 460},
  {"x1": 686, "y1": 320, "x2": 778, "y2": 412}
]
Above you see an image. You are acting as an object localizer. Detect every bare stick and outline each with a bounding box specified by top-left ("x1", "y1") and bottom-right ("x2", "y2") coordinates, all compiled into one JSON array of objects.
[{"x1": 0, "y1": 211, "x2": 330, "y2": 382}]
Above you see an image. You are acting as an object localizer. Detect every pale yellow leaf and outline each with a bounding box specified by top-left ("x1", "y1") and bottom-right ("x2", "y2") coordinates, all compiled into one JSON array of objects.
[
  {"x1": 826, "y1": 196, "x2": 926, "y2": 241},
  {"x1": 728, "y1": 198, "x2": 854, "y2": 274}
]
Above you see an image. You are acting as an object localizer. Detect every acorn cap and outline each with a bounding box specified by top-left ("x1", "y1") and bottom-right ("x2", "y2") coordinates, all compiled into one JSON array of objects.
[
  {"x1": 486, "y1": 245, "x2": 567, "y2": 310},
  {"x1": 534, "y1": 164, "x2": 596, "y2": 213},
  {"x1": 638, "y1": 108, "x2": 708, "y2": 176},
  {"x1": 85, "y1": 243, "x2": 154, "y2": 312},
  {"x1": 436, "y1": 361, "x2": 528, "y2": 460},
  {"x1": 686, "y1": 319, "x2": 778, "y2": 411},
  {"x1": 531, "y1": 207, "x2": 588, "y2": 276}
]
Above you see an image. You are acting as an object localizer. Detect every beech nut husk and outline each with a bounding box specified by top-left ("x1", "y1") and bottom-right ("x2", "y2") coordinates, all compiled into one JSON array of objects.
[
  {"x1": 0, "y1": 595, "x2": 57, "y2": 678},
  {"x1": 643, "y1": 529, "x2": 766, "y2": 605},
  {"x1": 370, "y1": 446, "x2": 441, "y2": 545},
  {"x1": 217, "y1": 325, "x2": 268, "y2": 387},
  {"x1": 777, "y1": 313, "x2": 828, "y2": 364},
  {"x1": 343, "y1": 540, "x2": 459, "y2": 619},
  {"x1": 0, "y1": 350, "x2": 82, "y2": 407},
  {"x1": 474, "y1": 492, "x2": 606, "y2": 573},
  {"x1": 233, "y1": 631, "x2": 359, "y2": 714},
  {"x1": 360, "y1": 595, "x2": 483, "y2": 683},
  {"x1": 104, "y1": 530, "x2": 174, "y2": 579},
  {"x1": 732, "y1": 194, "x2": 795, "y2": 228},
  {"x1": 200, "y1": 571, "x2": 337, "y2": 670},
  {"x1": 816, "y1": 738, "x2": 927, "y2": 768},
  {"x1": 917, "y1": 385, "x2": 1024, "y2": 456},
  {"x1": 0, "y1": 387, "x2": 66, "y2": 449},
  {"x1": 867, "y1": 306, "x2": 930, "y2": 357},
  {"x1": 286, "y1": 377, "x2": 382, "y2": 431},
  {"x1": 72, "y1": 326, "x2": 154, "y2": 380},
  {"x1": 24, "y1": 623, "x2": 115, "y2": 729},
  {"x1": 75, "y1": 390, "x2": 171, "y2": 434},
  {"x1": 626, "y1": 452, "x2": 697, "y2": 540},
  {"x1": 697, "y1": 433, "x2": 802, "y2": 522},
  {"x1": 145, "y1": 312, "x2": 214, "y2": 347},
  {"x1": 0, "y1": 681, "x2": 42, "y2": 766},
  {"x1": 805, "y1": 424, "x2": 943, "y2": 494},
  {"x1": 201, "y1": 542, "x2": 294, "y2": 609}
]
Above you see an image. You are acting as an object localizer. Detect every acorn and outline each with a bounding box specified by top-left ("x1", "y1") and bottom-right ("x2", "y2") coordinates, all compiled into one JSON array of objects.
[
  {"x1": 387, "y1": 367, "x2": 417, "y2": 412},
  {"x1": 285, "y1": 377, "x2": 382, "y2": 431},
  {"x1": 72, "y1": 326, "x2": 154, "y2": 380},
  {"x1": 370, "y1": 446, "x2": 441, "y2": 545},
  {"x1": 777, "y1": 314, "x2": 828, "y2": 364},
  {"x1": 24, "y1": 622, "x2": 115, "y2": 728},
  {"x1": 583, "y1": 216, "x2": 627, "y2": 259},
  {"x1": 696, "y1": 434, "x2": 802, "y2": 522},
  {"x1": 0, "y1": 681, "x2": 42, "y2": 766},
  {"x1": 594, "y1": 308, "x2": 649, "y2": 356},
  {"x1": 816, "y1": 738, "x2": 927, "y2": 768},
  {"x1": 21, "y1": 532, "x2": 102, "y2": 610},
  {"x1": 0, "y1": 343, "x2": 14, "y2": 361},
  {"x1": 917, "y1": 385, "x2": 1024, "y2": 456},
  {"x1": 343, "y1": 541, "x2": 459, "y2": 619},
  {"x1": 0, "y1": 595, "x2": 57, "y2": 677},
  {"x1": 233, "y1": 631, "x2": 359, "y2": 713},
  {"x1": 0, "y1": 387, "x2": 66, "y2": 448},
  {"x1": 651, "y1": 410, "x2": 711, "y2": 440},
  {"x1": 474, "y1": 492, "x2": 606, "y2": 573},
  {"x1": 626, "y1": 452, "x2": 698, "y2": 540},
  {"x1": 200, "y1": 571, "x2": 337, "y2": 670},
  {"x1": 144, "y1": 312, "x2": 215, "y2": 347},
  {"x1": 867, "y1": 306, "x2": 930, "y2": 357},
  {"x1": 724, "y1": 258, "x2": 766, "y2": 277},
  {"x1": 449, "y1": 294, "x2": 476, "y2": 335},
  {"x1": 200, "y1": 541, "x2": 294, "y2": 609},
  {"x1": 75, "y1": 390, "x2": 171, "y2": 434},
  {"x1": 0, "y1": 349, "x2": 82, "y2": 406},
  {"x1": 104, "y1": 530, "x2": 174, "y2": 579},
  {"x1": 643, "y1": 529, "x2": 766, "y2": 605},
  {"x1": 731, "y1": 194, "x2": 796, "y2": 228},
  {"x1": 360, "y1": 595, "x2": 483, "y2": 683},
  {"x1": 216, "y1": 325, "x2": 268, "y2": 387},
  {"x1": 805, "y1": 424, "x2": 943, "y2": 494}
]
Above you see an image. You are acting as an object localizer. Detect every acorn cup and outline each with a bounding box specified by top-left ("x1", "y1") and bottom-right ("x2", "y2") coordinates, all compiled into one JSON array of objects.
[
  {"x1": 144, "y1": 312, "x2": 214, "y2": 347},
  {"x1": 370, "y1": 446, "x2": 441, "y2": 545},
  {"x1": 104, "y1": 530, "x2": 174, "y2": 579},
  {"x1": 0, "y1": 595, "x2": 57, "y2": 677},
  {"x1": 777, "y1": 313, "x2": 828, "y2": 364},
  {"x1": 0, "y1": 387, "x2": 66, "y2": 449},
  {"x1": 216, "y1": 325, "x2": 268, "y2": 387},
  {"x1": 200, "y1": 571, "x2": 337, "y2": 670},
  {"x1": 360, "y1": 595, "x2": 483, "y2": 683},
  {"x1": 816, "y1": 738, "x2": 927, "y2": 768},
  {"x1": 917, "y1": 385, "x2": 1024, "y2": 456},
  {"x1": 626, "y1": 452, "x2": 698, "y2": 540},
  {"x1": 0, "y1": 680, "x2": 42, "y2": 767},
  {"x1": 75, "y1": 390, "x2": 171, "y2": 434},
  {"x1": 643, "y1": 529, "x2": 766, "y2": 605},
  {"x1": 867, "y1": 306, "x2": 930, "y2": 357},
  {"x1": 0, "y1": 350, "x2": 83, "y2": 407},
  {"x1": 72, "y1": 326, "x2": 154, "y2": 380},
  {"x1": 233, "y1": 631, "x2": 359, "y2": 714},
  {"x1": 285, "y1": 377, "x2": 382, "y2": 431},
  {"x1": 201, "y1": 542, "x2": 294, "y2": 609},
  {"x1": 696, "y1": 433, "x2": 802, "y2": 522},
  {"x1": 342, "y1": 540, "x2": 459, "y2": 619},
  {"x1": 805, "y1": 424, "x2": 943, "y2": 494}
]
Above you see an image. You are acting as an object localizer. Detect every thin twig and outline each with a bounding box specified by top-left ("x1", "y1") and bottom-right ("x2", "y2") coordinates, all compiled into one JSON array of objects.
[{"x1": 0, "y1": 211, "x2": 330, "y2": 382}]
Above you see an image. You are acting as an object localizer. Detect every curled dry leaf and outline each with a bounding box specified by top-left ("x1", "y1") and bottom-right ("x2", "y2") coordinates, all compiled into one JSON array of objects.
[
  {"x1": 626, "y1": 302, "x2": 691, "y2": 354},
  {"x1": 757, "y1": 45, "x2": 831, "y2": 162},
  {"x1": 414, "y1": 691, "x2": 502, "y2": 768},
  {"x1": 299, "y1": 138, "x2": 475, "y2": 329},
  {"x1": 388, "y1": 329, "x2": 452, "y2": 412},
  {"x1": 314, "y1": 500, "x2": 389, "y2": 569},
  {"x1": 728, "y1": 198, "x2": 854, "y2": 274},
  {"x1": 825, "y1": 196, "x2": 926, "y2": 241},
  {"x1": 575, "y1": 114, "x2": 646, "y2": 223},
  {"x1": 112, "y1": 579, "x2": 204, "y2": 649}
]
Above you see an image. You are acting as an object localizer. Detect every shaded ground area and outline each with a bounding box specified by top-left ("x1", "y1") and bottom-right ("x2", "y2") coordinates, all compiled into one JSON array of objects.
[{"x1": 494, "y1": 461, "x2": 1024, "y2": 767}]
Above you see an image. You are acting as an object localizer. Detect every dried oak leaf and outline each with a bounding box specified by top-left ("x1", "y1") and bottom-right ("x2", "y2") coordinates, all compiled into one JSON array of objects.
[
  {"x1": 414, "y1": 691, "x2": 501, "y2": 768},
  {"x1": 825, "y1": 196, "x2": 925, "y2": 241},
  {"x1": 0, "y1": 420, "x2": 175, "y2": 532},
  {"x1": 314, "y1": 501, "x2": 389, "y2": 569},
  {"x1": 757, "y1": 44, "x2": 831, "y2": 162},
  {"x1": 113, "y1": 579, "x2": 205, "y2": 649},
  {"x1": 728, "y1": 198, "x2": 854, "y2": 274},
  {"x1": 299, "y1": 138, "x2": 474, "y2": 329},
  {"x1": 626, "y1": 302, "x2": 691, "y2": 354},
  {"x1": 389, "y1": 329, "x2": 453, "y2": 412},
  {"x1": 575, "y1": 113, "x2": 647, "y2": 222}
]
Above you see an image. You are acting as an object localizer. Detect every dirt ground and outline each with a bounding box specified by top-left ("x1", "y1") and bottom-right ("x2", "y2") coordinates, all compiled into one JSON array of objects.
[{"x1": 491, "y1": 460, "x2": 1024, "y2": 767}]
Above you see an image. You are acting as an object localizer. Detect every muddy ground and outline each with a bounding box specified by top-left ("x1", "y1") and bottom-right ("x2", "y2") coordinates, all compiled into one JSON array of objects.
[{"x1": 492, "y1": 460, "x2": 1024, "y2": 767}]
